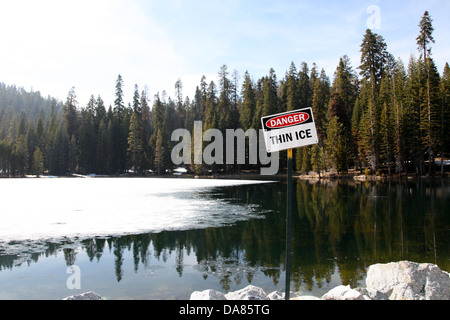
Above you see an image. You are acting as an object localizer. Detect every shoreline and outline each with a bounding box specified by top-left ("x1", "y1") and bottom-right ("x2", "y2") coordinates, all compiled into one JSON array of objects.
[
  {"x1": 5, "y1": 166, "x2": 450, "y2": 182},
  {"x1": 8, "y1": 170, "x2": 450, "y2": 182}
]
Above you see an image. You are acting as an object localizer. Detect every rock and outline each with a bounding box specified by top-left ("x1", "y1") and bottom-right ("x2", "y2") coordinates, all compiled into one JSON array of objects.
[
  {"x1": 267, "y1": 291, "x2": 301, "y2": 300},
  {"x1": 63, "y1": 291, "x2": 102, "y2": 300},
  {"x1": 190, "y1": 289, "x2": 227, "y2": 300},
  {"x1": 321, "y1": 285, "x2": 365, "y2": 300},
  {"x1": 366, "y1": 261, "x2": 450, "y2": 300},
  {"x1": 291, "y1": 296, "x2": 321, "y2": 300},
  {"x1": 187, "y1": 261, "x2": 450, "y2": 301},
  {"x1": 225, "y1": 285, "x2": 269, "y2": 300},
  {"x1": 355, "y1": 287, "x2": 388, "y2": 300},
  {"x1": 267, "y1": 291, "x2": 284, "y2": 300}
]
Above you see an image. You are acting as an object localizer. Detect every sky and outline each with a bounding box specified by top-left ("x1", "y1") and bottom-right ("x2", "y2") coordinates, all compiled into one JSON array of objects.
[{"x1": 0, "y1": 0, "x2": 449, "y2": 108}]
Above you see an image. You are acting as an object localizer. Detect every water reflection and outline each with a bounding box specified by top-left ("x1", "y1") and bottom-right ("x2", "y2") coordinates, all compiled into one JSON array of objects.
[{"x1": 1, "y1": 179, "x2": 449, "y2": 295}]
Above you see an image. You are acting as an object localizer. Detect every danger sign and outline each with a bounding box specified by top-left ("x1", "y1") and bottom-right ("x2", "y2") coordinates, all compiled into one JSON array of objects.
[
  {"x1": 261, "y1": 108, "x2": 319, "y2": 153},
  {"x1": 266, "y1": 112, "x2": 310, "y2": 129}
]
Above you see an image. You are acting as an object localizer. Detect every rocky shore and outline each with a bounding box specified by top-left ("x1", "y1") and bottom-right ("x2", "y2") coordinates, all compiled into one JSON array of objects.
[
  {"x1": 190, "y1": 261, "x2": 450, "y2": 301},
  {"x1": 63, "y1": 261, "x2": 450, "y2": 301}
]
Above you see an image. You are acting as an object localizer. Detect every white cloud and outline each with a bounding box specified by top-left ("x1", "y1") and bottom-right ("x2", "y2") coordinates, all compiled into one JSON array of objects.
[{"x1": 0, "y1": 0, "x2": 187, "y2": 105}]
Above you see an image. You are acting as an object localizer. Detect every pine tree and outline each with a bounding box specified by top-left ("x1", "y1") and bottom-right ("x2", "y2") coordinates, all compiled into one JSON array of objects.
[
  {"x1": 217, "y1": 65, "x2": 230, "y2": 130},
  {"x1": 96, "y1": 119, "x2": 109, "y2": 174},
  {"x1": 34, "y1": 112, "x2": 46, "y2": 159},
  {"x1": 252, "y1": 78, "x2": 264, "y2": 130},
  {"x1": 326, "y1": 117, "x2": 348, "y2": 174},
  {"x1": 127, "y1": 112, "x2": 143, "y2": 172},
  {"x1": 417, "y1": 12, "x2": 438, "y2": 174},
  {"x1": 132, "y1": 84, "x2": 142, "y2": 117},
  {"x1": 308, "y1": 70, "x2": 330, "y2": 173},
  {"x1": 78, "y1": 106, "x2": 96, "y2": 174},
  {"x1": 420, "y1": 58, "x2": 441, "y2": 174},
  {"x1": 154, "y1": 129, "x2": 165, "y2": 176},
  {"x1": 150, "y1": 95, "x2": 170, "y2": 175},
  {"x1": 392, "y1": 59, "x2": 407, "y2": 173},
  {"x1": 240, "y1": 71, "x2": 256, "y2": 131},
  {"x1": 310, "y1": 144, "x2": 325, "y2": 177},
  {"x1": 285, "y1": 62, "x2": 300, "y2": 111},
  {"x1": 301, "y1": 146, "x2": 311, "y2": 174},
  {"x1": 140, "y1": 89, "x2": 152, "y2": 171},
  {"x1": 48, "y1": 123, "x2": 70, "y2": 176},
  {"x1": 351, "y1": 97, "x2": 365, "y2": 171},
  {"x1": 380, "y1": 101, "x2": 395, "y2": 176},
  {"x1": 329, "y1": 92, "x2": 348, "y2": 127},
  {"x1": 68, "y1": 134, "x2": 77, "y2": 174},
  {"x1": 333, "y1": 55, "x2": 359, "y2": 121},
  {"x1": 204, "y1": 81, "x2": 218, "y2": 130},
  {"x1": 358, "y1": 29, "x2": 389, "y2": 171},
  {"x1": 63, "y1": 87, "x2": 78, "y2": 139},
  {"x1": 32, "y1": 147, "x2": 44, "y2": 177},
  {"x1": 175, "y1": 79, "x2": 186, "y2": 129},
  {"x1": 359, "y1": 29, "x2": 389, "y2": 88},
  {"x1": 95, "y1": 96, "x2": 107, "y2": 124},
  {"x1": 262, "y1": 68, "x2": 279, "y2": 116},
  {"x1": 231, "y1": 69, "x2": 240, "y2": 127},
  {"x1": 404, "y1": 56, "x2": 424, "y2": 174},
  {"x1": 416, "y1": 11, "x2": 435, "y2": 63},
  {"x1": 12, "y1": 136, "x2": 28, "y2": 177},
  {"x1": 114, "y1": 74, "x2": 125, "y2": 121},
  {"x1": 0, "y1": 140, "x2": 10, "y2": 177}
]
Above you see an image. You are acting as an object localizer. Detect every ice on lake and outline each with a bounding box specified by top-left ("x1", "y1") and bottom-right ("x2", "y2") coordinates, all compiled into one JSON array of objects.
[{"x1": 0, "y1": 178, "x2": 274, "y2": 246}]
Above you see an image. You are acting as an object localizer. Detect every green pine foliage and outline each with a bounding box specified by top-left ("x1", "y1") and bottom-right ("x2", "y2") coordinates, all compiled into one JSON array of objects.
[{"x1": 0, "y1": 11, "x2": 448, "y2": 177}]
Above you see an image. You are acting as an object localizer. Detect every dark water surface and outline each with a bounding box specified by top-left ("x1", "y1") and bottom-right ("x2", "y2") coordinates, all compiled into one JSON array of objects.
[{"x1": 1, "y1": 178, "x2": 449, "y2": 300}]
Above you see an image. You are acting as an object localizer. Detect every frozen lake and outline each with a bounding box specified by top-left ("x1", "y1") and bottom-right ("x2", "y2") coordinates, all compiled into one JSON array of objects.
[
  {"x1": 0, "y1": 178, "x2": 273, "y2": 245},
  {"x1": 1, "y1": 177, "x2": 449, "y2": 300}
]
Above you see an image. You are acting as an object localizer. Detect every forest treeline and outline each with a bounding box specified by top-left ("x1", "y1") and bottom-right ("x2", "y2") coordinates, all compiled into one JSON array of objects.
[{"x1": 0, "y1": 11, "x2": 449, "y2": 178}]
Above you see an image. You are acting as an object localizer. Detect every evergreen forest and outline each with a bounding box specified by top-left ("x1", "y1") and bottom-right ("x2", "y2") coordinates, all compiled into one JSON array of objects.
[{"x1": 1, "y1": 11, "x2": 449, "y2": 178}]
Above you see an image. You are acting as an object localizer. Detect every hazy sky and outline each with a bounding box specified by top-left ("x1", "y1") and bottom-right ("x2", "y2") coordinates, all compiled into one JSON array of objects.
[{"x1": 0, "y1": 0, "x2": 449, "y2": 107}]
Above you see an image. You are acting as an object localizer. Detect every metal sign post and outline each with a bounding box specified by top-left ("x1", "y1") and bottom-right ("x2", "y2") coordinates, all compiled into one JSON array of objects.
[
  {"x1": 261, "y1": 108, "x2": 319, "y2": 301},
  {"x1": 285, "y1": 148, "x2": 293, "y2": 301}
]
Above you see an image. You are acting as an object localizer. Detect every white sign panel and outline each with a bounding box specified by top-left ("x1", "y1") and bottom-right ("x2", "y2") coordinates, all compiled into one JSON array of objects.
[{"x1": 261, "y1": 108, "x2": 319, "y2": 153}]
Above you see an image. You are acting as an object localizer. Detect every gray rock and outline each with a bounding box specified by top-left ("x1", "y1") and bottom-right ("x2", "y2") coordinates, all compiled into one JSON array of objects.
[
  {"x1": 225, "y1": 285, "x2": 269, "y2": 300},
  {"x1": 267, "y1": 291, "x2": 301, "y2": 300},
  {"x1": 366, "y1": 261, "x2": 450, "y2": 300},
  {"x1": 291, "y1": 296, "x2": 321, "y2": 300},
  {"x1": 63, "y1": 291, "x2": 102, "y2": 300},
  {"x1": 321, "y1": 285, "x2": 365, "y2": 300},
  {"x1": 423, "y1": 262, "x2": 450, "y2": 300},
  {"x1": 355, "y1": 287, "x2": 388, "y2": 300},
  {"x1": 187, "y1": 261, "x2": 450, "y2": 301},
  {"x1": 190, "y1": 289, "x2": 227, "y2": 300},
  {"x1": 267, "y1": 291, "x2": 284, "y2": 300}
]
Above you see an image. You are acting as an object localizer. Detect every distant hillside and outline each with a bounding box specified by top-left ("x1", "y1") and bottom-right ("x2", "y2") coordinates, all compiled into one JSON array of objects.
[{"x1": 0, "y1": 82, "x2": 62, "y2": 122}]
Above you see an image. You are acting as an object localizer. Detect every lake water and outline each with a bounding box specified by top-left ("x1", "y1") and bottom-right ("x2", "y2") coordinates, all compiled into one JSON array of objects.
[{"x1": 0, "y1": 177, "x2": 449, "y2": 300}]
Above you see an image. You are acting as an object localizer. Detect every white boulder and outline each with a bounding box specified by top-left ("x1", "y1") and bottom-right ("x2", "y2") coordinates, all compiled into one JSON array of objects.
[
  {"x1": 190, "y1": 289, "x2": 227, "y2": 300},
  {"x1": 366, "y1": 261, "x2": 450, "y2": 300},
  {"x1": 321, "y1": 285, "x2": 365, "y2": 300},
  {"x1": 225, "y1": 285, "x2": 269, "y2": 300},
  {"x1": 267, "y1": 291, "x2": 285, "y2": 300},
  {"x1": 267, "y1": 291, "x2": 303, "y2": 300},
  {"x1": 187, "y1": 261, "x2": 450, "y2": 301},
  {"x1": 63, "y1": 291, "x2": 102, "y2": 300},
  {"x1": 291, "y1": 296, "x2": 321, "y2": 300}
]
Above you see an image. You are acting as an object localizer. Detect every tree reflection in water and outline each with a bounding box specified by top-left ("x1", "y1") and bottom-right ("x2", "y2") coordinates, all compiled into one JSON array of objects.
[{"x1": 1, "y1": 179, "x2": 449, "y2": 295}]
